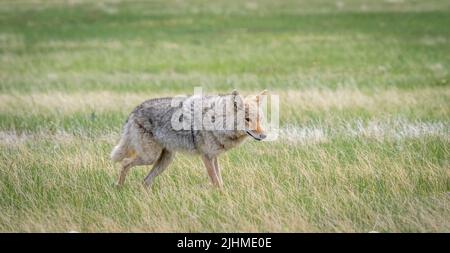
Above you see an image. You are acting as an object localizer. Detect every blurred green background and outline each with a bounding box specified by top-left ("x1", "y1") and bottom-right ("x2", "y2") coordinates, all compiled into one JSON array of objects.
[{"x1": 0, "y1": 0, "x2": 449, "y2": 232}]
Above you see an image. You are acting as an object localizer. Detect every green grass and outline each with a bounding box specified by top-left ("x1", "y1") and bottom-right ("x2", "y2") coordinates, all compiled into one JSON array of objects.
[{"x1": 0, "y1": 0, "x2": 449, "y2": 232}]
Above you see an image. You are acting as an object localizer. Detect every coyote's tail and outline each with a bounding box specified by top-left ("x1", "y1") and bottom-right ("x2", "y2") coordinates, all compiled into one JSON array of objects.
[
  {"x1": 110, "y1": 120, "x2": 131, "y2": 163},
  {"x1": 110, "y1": 141, "x2": 127, "y2": 162}
]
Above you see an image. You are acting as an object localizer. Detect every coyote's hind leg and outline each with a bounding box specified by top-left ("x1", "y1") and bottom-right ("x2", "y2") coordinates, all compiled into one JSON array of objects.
[
  {"x1": 143, "y1": 149, "x2": 174, "y2": 188},
  {"x1": 116, "y1": 156, "x2": 145, "y2": 187}
]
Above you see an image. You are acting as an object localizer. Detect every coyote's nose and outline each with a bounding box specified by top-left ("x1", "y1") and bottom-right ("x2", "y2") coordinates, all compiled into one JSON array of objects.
[{"x1": 246, "y1": 131, "x2": 267, "y2": 141}]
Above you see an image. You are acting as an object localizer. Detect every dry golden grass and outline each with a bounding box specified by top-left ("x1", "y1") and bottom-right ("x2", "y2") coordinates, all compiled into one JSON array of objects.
[
  {"x1": 1, "y1": 132, "x2": 449, "y2": 232},
  {"x1": 0, "y1": 87, "x2": 448, "y2": 115}
]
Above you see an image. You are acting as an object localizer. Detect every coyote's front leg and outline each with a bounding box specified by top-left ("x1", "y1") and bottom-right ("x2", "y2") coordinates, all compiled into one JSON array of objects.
[
  {"x1": 201, "y1": 154, "x2": 223, "y2": 188},
  {"x1": 212, "y1": 157, "x2": 223, "y2": 186}
]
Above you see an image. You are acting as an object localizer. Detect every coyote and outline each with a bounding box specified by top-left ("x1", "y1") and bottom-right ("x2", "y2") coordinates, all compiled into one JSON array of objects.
[{"x1": 110, "y1": 90, "x2": 268, "y2": 188}]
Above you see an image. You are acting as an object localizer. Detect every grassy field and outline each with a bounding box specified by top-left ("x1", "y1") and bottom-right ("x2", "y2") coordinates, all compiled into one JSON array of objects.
[{"x1": 0, "y1": 0, "x2": 449, "y2": 232}]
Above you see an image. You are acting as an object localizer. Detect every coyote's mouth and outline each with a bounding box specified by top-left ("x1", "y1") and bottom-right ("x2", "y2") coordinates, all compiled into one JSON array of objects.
[{"x1": 246, "y1": 130, "x2": 264, "y2": 141}]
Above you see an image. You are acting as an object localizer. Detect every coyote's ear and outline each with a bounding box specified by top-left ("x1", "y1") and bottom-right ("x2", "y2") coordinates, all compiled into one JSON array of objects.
[
  {"x1": 256, "y1": 90, "x2": 268, "y2": 104},
  {"x1": 259, "y1": 90, "x2": 268, "y2": 96}
]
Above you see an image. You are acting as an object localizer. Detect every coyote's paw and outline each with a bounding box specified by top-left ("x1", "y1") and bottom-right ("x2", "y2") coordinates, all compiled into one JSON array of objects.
[{"x1": 112, "y1": 182, "x2": 124, "y2": 189}]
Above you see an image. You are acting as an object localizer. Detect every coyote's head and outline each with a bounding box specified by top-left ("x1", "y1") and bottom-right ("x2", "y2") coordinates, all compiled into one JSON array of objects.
[{"x1": 231, "y1": 89, "x2": 268, "y2": 141}]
